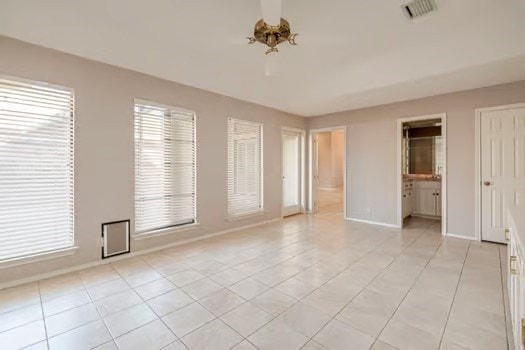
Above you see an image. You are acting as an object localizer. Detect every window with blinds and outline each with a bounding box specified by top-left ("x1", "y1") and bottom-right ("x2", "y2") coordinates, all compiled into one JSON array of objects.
[
  {"x1": 227, "y1": 118, "x2": 263, "y2": 217},
  {"x1": 134, "y1": 100, "x2": 196, "y2": 234},
  {"x1": 0, "y1": 77, "x2": 75, "y2": 262}
]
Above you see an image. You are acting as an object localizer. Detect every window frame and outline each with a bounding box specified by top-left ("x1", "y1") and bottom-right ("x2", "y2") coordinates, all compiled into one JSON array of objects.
[
  {"x1": 133, "y1": 99, "x2": 197, "y2": 236},
  {"x1": 0, "y1": 75, "x2": 77, "y2": 266},
  {"x1": 227, "y1": 117, "x2": 264, "y2": 219}
]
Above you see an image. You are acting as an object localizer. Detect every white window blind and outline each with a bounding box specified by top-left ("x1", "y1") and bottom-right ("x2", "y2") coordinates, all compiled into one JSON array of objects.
[
  {"x1": 134, "y1": 100, "x2": 196, "y2": 234},
  {"x1": 227, "y1": 118, "x2": 263, "y2": 217},
  {"x1": 0, "y1": 77, "x2": 75, "y2": 262}
]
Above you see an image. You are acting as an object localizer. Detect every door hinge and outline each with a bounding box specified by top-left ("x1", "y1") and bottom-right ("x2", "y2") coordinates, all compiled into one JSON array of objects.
[
  {"x1": 505, "y1": 228, "x2": 510, "y2": 242},
  {"x1": 510, "y1": 255, "x2": 518, "y2": 275}
]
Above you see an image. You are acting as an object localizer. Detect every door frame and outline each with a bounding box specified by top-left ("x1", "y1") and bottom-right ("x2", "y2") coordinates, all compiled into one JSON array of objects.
[
  {"x1": 474, "y1": 103, "x2": 525, "y2": 241},
  {"x1": 308, "y1": 126, "x2": 347, "y2": 216},
  {"x1": 281, "y1": 127, "x2": 306, "y2": 217},
  {"x1": 396, "y1": 113, "x2": 447, "y2": 236}
]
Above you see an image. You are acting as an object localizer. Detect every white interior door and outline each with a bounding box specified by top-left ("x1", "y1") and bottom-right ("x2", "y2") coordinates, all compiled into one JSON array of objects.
[
  {"x1": 282, "y1": 130, "x2": 302, "y2": 216},
  {"x1": 481, "y1": 107, "x2": 525, "y2": 243}
]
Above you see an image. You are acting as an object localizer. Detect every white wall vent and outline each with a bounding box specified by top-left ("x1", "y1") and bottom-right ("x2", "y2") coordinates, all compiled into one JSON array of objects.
[
  {"x1": 402, "y1": 0, "x2": 437, "y2": 19},
  {"x1": 101, "y1": 220, "x2": 130, "y2": 259}
]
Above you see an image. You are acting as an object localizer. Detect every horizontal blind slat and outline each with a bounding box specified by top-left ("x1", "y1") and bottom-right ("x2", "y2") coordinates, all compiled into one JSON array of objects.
[
  {"x1": 0, "y1": 77, "x2": 74, "y2": 261},
  {"x1": 134, "y1": 100, "x2": 196, "y2": 234},
  {"x1": 227, "y1": 118, "x2": 263, "y2": 217}
]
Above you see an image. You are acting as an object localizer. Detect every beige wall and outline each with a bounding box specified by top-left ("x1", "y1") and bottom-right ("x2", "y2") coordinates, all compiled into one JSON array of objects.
[
  {"x1": 2, "y1": 34, "x2": 525, "y2": 285},
  {"x1": 307, "y1": 80, "x2": 525, "y2": 238},
  {"x1": 0, "y1": 36, "x2": 305, "y2": 285}
]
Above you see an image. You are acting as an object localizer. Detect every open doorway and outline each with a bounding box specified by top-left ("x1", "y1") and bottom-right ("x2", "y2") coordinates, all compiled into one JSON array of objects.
[
  {"x1": 310, "y1": 127, "x2": 346, "y2": 216},
  {"x1": 397, "y1": 114, "x2": 447, "y2": 235}
]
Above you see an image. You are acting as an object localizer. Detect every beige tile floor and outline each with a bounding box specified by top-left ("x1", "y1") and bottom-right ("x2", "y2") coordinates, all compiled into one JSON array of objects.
[
  {"x1": 316, "y1": 189, "x2": 343, "y2": 215},
  {"x1": 0, "y1": 212, "x2": 511, "y2": 350}
]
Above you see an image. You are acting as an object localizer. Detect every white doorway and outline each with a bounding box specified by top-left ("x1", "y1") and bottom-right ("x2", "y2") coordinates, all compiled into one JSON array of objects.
[
  {"x1": 396, "y1": 114, "x2": 447, "y2": 236},
  {"x1": 476, "y1": 104, "x2": 525, "y2": 243},
  {"x1": 309, "y1": 127, "x2": 347, "y2": 216},
  {"x1": 281, "y1": 127, "x2": 305, "y2": 217}
]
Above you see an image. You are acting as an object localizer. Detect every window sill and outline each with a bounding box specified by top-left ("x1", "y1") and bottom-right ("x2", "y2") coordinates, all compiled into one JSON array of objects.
[
  {"x1": 227, "y1": 211, "x2": 266, "y2": 222},
  {"x1": 133, "y1": 222, "x2": 200, "y2": 241},
  {"x1": 0, "y1": 246, "x2": 79, "y2": 270}
]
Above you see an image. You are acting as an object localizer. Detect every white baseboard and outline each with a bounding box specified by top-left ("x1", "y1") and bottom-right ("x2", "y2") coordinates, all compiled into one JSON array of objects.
[
  {"x1": 411, "y1": 214, "x2": 441, "y2": 220},
  {"x1": 0, "y1": 217, "x2": 282, "y2": 290},
  {"x1": 345, "y1": 217, "x2": 400, "y2": 229},
  {"x1": 446, "y1": 232, "x2": 479, "y2": 241}
]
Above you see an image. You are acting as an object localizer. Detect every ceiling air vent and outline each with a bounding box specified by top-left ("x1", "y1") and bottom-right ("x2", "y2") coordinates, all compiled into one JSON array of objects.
[{"x1": 402, "y1": 0, "x2": 437, "y2": 19}]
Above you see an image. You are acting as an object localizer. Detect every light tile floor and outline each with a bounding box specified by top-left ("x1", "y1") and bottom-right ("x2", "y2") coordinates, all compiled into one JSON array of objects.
[
  {"x1": 0, "y1": 214, "x2": 511, "y2": 350},
  {"x1": 317, "y1": 189, "x2": 343, "y2": 215}
]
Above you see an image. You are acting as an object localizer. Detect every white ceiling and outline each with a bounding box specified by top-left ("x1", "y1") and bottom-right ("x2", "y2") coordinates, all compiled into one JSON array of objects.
[{"x1": 1, "y1": 0, "x2": 525, "y2": 116}]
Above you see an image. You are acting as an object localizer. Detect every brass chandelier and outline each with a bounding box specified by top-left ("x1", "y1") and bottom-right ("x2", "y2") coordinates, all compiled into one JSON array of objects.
[{"x1": 247, "y1": 18, "x2": 298, "y2": 55}]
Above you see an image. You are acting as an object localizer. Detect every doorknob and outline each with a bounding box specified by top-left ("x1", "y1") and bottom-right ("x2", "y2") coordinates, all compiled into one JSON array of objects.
[{"x1": 483, "y1": 181, "x2": 492, "y2": 186}]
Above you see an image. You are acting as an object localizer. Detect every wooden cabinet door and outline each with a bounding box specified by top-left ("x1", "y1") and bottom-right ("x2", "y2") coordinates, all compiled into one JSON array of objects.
[
  {"x1": 415, "y1": 188, "x2": 436, "y2": 216},
  {"x1": 406, "y1": 190, "x2": 412, "y2": 216},
  {"x1": 435, "y1": 189, "x2": 441, "y2": 216},
  {"x1": 402, "y1": 190, "x2": 408, "y2": 218}
]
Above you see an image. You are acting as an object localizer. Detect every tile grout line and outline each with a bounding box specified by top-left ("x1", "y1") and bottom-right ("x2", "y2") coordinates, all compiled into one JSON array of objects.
[
  {"x1": 0, "y1": 218, "x2": 414, "y2": 348},
  {"x1": 31, "y1": 275, "x2": 109, "y2": 347},
  {"x1": 174, "y1": 216, "x2": 392, "y2": 348},
  {"x1": 435, "y1": 239, "x2": 471, "y2": 349},
  {"x1": 38, "y1": 280, "x2": 51, "y2": 350},
  {"x1": 163, "y1": 257, "x2": 307, "y2": 348},
  {"x1": 80, "y1": 267, "x2": 119, "y2": 350},
  {"x1": 0, "y1": 282, "x2": 84, "y2": 340},
  {"x1": 36, "y1": 264, "x2": 178, "y2": 348},
  {"x1": 1, "y1": 217, "x2": 476, "y2": 350},
  {"x1": 127, "y1": 241, "x2": 296, "y2": 349},
  {"x1": 175, "y1": 290, "x2": 244, "y2": 349},
  {"x1": 0, "y1": 282, "x2": 48, "y2": 349},
  {"x1": 197, "y1": 218, "x2": 403, "y2": 347},
  {"x1": 40, "y1": 223, "x2": 316, "y2": 349},
  {"x1": 140, "y1": 226, "x2": 319, "y2": 349},
  {"x1": 64, "y1": 226, "x2": 307, "y2": 349},
  {"x1": 497, "y1": 245, "x2": 511, "y2": 350},
  {"x1": 109, "y1": 262, "x2": 187, "y2": 349},
  {"x1": 305, "y1": 222, "x2": 438, "y2": 349},
  {"x1": 371, "y1": 228, "x2": 448, "y2": 348}
]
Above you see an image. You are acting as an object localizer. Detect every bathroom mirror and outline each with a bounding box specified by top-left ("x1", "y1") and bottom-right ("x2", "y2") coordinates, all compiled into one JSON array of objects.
[{"x1": 402, "y1": 119, "x2": 443, "y2": 176}]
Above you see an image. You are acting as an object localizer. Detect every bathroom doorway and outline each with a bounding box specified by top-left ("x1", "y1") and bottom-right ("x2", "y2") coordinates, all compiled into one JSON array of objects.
[
  {"x1": 310, "y1": 127, "x2": 346, "y2": 216},
  {"x1": 397, "y1": 114, "x2": 447, "y2": 235}
]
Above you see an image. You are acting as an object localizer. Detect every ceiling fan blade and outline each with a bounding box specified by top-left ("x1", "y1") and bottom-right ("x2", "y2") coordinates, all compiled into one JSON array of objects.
[{"x1": 260, "y1": 0, "x2": 282, "y2": 26}]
